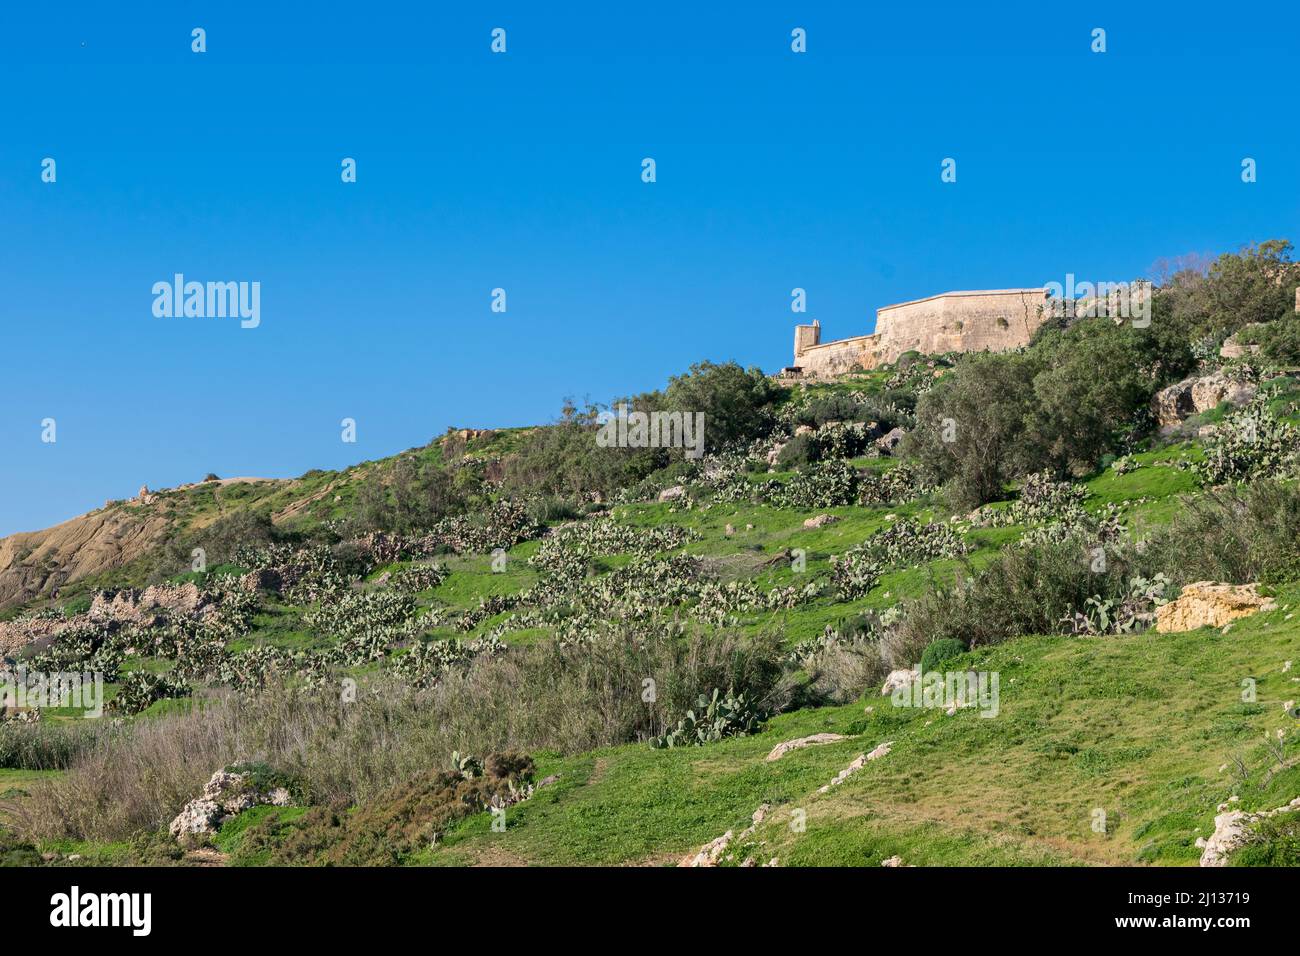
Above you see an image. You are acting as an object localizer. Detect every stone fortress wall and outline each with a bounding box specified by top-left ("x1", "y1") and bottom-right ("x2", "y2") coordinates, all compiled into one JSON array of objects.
[{"x1": 791, "y1": 288, "x2": 1051, "y2": 376}]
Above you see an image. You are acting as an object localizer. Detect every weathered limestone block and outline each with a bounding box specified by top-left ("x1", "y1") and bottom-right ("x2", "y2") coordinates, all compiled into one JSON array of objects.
[
  {"x1": 765, "y1": 733, "x2": 848, "y2": 761},
  {"x1": 1154, "y1": 582, "x2": 1277, "y2": 633},
  {"x1": 1152, "y1": 372, "x2": 1256, "y2": 428}
]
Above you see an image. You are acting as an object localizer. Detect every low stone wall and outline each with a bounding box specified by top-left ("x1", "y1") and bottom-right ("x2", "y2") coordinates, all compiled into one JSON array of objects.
[{"x1": 794, "y1": 334, "x2": 883, "y2": 376}]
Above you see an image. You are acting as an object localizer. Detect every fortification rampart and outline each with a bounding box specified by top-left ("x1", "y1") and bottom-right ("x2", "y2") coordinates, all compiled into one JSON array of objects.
[{"x1": 791, "y1": 288, "x2": 1049, "y2": 376}]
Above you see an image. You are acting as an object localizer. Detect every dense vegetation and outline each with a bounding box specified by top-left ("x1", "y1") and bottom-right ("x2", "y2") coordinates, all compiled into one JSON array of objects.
[{"x1": 2, "y1": 241, "x2": 1299, "y2": 867}]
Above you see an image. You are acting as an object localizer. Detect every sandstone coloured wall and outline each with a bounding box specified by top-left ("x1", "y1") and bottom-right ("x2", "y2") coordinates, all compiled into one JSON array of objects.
[{"x1": 792, "y1": 288, "x2": 1049, "y2": 375}]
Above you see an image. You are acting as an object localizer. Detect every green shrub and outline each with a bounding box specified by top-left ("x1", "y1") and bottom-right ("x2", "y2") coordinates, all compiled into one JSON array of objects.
[
  {"x1": 503, "y1": 402, "x2": 660, "y2": 497},
  {"x1": 1244, "y1": 317, "x2": 1300, "y2": 366},
  {"x1": 349, "y1": 454, "x2": 476, "y2": 535},
  {"x1": 888, "y1": 534, "x2": 1158, "y2": 662},
  {"x1": 525, "y1": 495, "x2": 582, "y2": 524},
  {"x1": 235, "y1": 752, "x2": 536, "y2": 865},
  {"x1": 649, "y1": 687, "x2": 763, "y2": 748},
  {"x1": 1230, "y1": 813, "x2": 1300, "y2": 867},
  {"x1": 796, "y1": 393, "x2": 865, "y2": 428},
  {"x1": 776, "y1": 433, "x2": 819, "y2": 468},
  {"x1": 61, "y1": 593, "x2": 93, "y2": 616},
  {"x1": 0, "y1": 826, "x2": 43, "y2": 867},
  {"x1": 663, "y1": 361, "x2": 786, "y2": 452},
  {"x1": 920, "y1": 638, "x2": 966, "y2": 672},
  {"x1": 1145, "y1": 481, "x2": 1300, "y2": 585}
]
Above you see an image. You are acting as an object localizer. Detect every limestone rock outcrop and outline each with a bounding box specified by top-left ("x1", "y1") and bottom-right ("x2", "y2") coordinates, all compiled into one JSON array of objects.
[
  {"x1": 90, "y1": 582, "x2": 214, "y2": 626},
  {"x1": 765, "y1": 733, "x2": 848, "y2": 762},
  {"x1": 678, "y1": 804, "x2": 770, "y2": 867},
  {"x1": 169, "y1": 768, "x2": 292, "y2": 844},
  {"x1": 1198, "y1": 797, "x2": 1300, "y2": 866},
  {"x1": 874, "y1": 427, "x2": 907, "y2": 455},
  {"x1": 818, "y1": 742, "x2": 892, "y2": 793},
  {"x1": 1219, "y1": 325, "x2": 1265, "y2": 360},
  {"x1": 803, "y1": 514, "x2": 840, "y2": 529},
  {"x1": 1152, "y1": 372, "x2": 1256, "y2": 429},
  {"x1": 1154, "y1": 582, "x2": 1277, "y2": 633},
  {"x1": 881, "y1": 669, "x2": 918, "y2": 696}
]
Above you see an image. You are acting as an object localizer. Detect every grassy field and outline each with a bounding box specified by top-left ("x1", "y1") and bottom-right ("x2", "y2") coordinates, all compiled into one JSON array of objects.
[{"x1": 401, "y1": 590, "x2": 1299, "y2": 866}]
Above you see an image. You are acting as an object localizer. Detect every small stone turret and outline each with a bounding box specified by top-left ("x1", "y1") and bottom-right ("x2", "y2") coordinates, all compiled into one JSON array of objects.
[{"x1": 793, "y1": 319, "x2": 820, "y2": 362}]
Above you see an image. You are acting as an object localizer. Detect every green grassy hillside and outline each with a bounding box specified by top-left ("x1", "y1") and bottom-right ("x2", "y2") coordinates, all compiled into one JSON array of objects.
[{"x1": 4, "y1": 347, "x2": 1300, "y2": 868}]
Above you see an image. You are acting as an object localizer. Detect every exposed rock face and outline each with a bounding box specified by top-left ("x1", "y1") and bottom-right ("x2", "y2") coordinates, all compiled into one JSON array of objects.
[
  {"x1": 679, "y1": 804, "x2": 770, "y2": 867},
  {"x1": 679, "y1": 830, "x2": 734, "y2": 868},
  {"x1": 765, "y1": 733, "x2": 848, "y2": 762},
  {"x1": 0, "y1": 508, "x2": 172, "y2": 611},
  {"x1": 1, "y1": 477, "x2": 295, "y2": 612},
  {"x1": 881, "y1": 669, "x2": 918, "y2": 696},
  {"x1": 90, "y1": 582, "x2": 214, "y2": 626},
  {"x1": 168, "y1": 798, "x2": 224, "y2": 842},
  {"x1": 1152, "y1": 372, "x2": 1257, "y2": 429},
  {"x1": 1198, "y1": 797, "x2": 1300, "y2": 866},
  {"x1": 169, "y1": 768, "x2": 292, "y2": 844},
  {"x1": 1191, "y1": 372, "x2": 1256, "y2": 415},
  {"x1": 0, "y1": 580, "x2": 226, "y2": 658},
  {"x1": 658, "y1": 485, "x2": 687, "y2": 503},
  {"x1": 803, "y1": 514, "x2": 840, "y2": 529},
  {"x1": 1152, "y1": 380, "x2": 1195, "y2": 427},
  {"x1": 874, "y1": 427, "x2": 907, "y2": 455},
  {"x1": 1155, "y1": 582, "x2": 1277, "y2": 633},
  {"x1": 0, "y1": 615, "x2": 69, "y2": 658},
  {"x1": 818, "y1": 742, "x2": 892, "y2": 793}
]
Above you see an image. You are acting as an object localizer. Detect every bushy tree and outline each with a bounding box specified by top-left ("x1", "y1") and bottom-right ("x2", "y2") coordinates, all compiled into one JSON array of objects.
[
  {"x1": 915, "y1": 314, "x2": 1196, "y2": 507},
  {"x1": 352, "y1": 454, "x2": 473, "y2": 534},
  {"x1": 502, "y1": 400, "x2": 660, "y2": 497},
  {"x1": 1025, "y1": 318, "x2": 1171, "y2": 474},
  {"x1": 906, "y1": 352, "x2": 1041, "y2": 509},
  {"x1": 663, "y1": 361, "x2": 785, "y2": 452},
  {"x1": 1156, "y1": 239, "x2": 1299, "y2": 343},
  {"x1": 1243, "y1": 317, "x2": 1300, "y2": 366},
  {"x1": 190, "y1": 510, "x2": 279, "y2": 564}
]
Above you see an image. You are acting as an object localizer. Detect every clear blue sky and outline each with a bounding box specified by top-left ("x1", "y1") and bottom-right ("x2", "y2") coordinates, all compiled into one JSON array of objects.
[{"x1": 1, "y1": 1, "x2": 1297, "y2": 536}]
